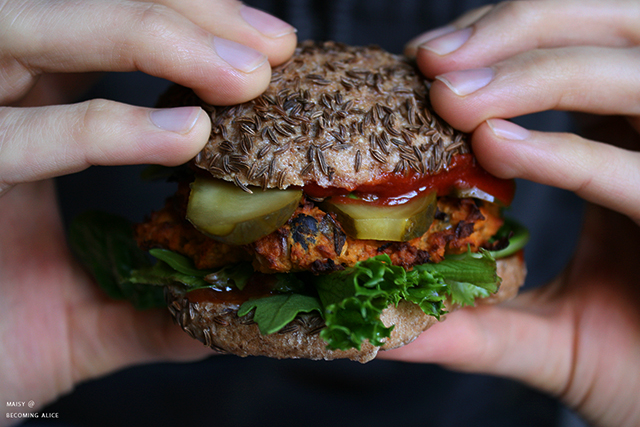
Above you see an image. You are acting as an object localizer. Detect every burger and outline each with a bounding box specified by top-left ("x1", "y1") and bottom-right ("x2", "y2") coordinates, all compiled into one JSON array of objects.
[{"x1": 97, "y1": 41, "x2": 528, "y2": 363}]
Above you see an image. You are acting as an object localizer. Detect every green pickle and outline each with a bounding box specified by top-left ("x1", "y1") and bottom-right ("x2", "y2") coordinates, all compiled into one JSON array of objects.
[
  {"x1": 186, "y1": 176, "x2": 302, "y2": 245},
  {"x1": 322, "y1": 191, "x2": 437, "y2": 242}
]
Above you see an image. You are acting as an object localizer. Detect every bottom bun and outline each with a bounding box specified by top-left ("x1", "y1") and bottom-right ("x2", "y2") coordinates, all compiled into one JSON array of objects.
[{"x1": 166, "y1": 254, "x2": 526, "y2": 363}]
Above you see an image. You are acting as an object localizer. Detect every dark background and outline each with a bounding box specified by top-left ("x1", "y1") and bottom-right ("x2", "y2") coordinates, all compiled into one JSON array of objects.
[{"x1": 27, "y1": 0, "x2": 587, "y2": 426}]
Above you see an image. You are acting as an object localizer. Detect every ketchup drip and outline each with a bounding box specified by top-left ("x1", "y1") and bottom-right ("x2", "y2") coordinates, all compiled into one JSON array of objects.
[{"x1": 304, "y1": 154, "x2": 515, "y2": 206}]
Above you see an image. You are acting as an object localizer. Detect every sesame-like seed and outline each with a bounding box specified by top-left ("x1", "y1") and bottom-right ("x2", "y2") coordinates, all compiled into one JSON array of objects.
[
  {"x1": 370, "y1": 149, "x2": 387, "y2": 164},
  {"x1": 247, "y1": 161, "x2": 259, "y2": 180},
  {"x1": 329, "y1": 130, "x2": 344, "y2": 144},
  {"x1": 266, "y1": 127, "x2": 279, "y2": 144},
  {"x1": 276, "y1": 170, "x2": 288, "y2": 188},
  {"x1": 274, "y1": 142, "x2": 292, "y2": 155},
  {"x1": 257, "y1": 145, "x2": 271, "y2": 159},
  {"x1": 319, "y1": 140, "x2": 334, "y2": 150},
  {"x1": 369, "y1": 134, "x2": 376, "y2": 150},
  {"x1": 393, "y1": 159, "x2": 407, "y2": 174},
  {"x1": 267, "y1": 158, "x2": 276, "y2": 179},
  {"x1": 316, "y1": 149, "x2": 329, "y2": 175},
  {"x1": 273, "y1": 105, "x2": 287, "y2": 117},
  {"x1": 412, "y1": 146, "x2": 423, "y2": 162},
  {"x1": 301, "y1": 162, "x2": 314, "y2": 175},
  {"x1": 282, "y1": 122, "x2": 297, "y2": 135},
  {"x1": 390, "y1": 137, "x2": 405, "y2": 147},
  {"x1": 219, "y1": 140, "x2": 234, "y2": 153},
  {"x1": 233, "y1": 176, "x2": 252, "y2": 193},
  {"x1": 377, "y1": 135, "x2": 390, "y2": 155},
  {"x1": 340, "y1": 78, "x2": 355, "y2": 89},
  {"x1": 401, "y1": 129, "x2": 415, "y2": 144},
  {"x1": 221, "y1": 155, "x2": 231, "y2": 173},
  {"x1": 240, "y1": 136, "x2": 252, "y2": 155}
]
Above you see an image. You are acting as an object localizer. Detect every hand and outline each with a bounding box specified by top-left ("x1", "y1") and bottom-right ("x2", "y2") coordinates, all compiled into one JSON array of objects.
[
  {"x1": 382, "y1": 2, "x2": 640, "y2": 426},
  {"x1": 0, "y1": 0, "x2": 296, "y2": 419}
]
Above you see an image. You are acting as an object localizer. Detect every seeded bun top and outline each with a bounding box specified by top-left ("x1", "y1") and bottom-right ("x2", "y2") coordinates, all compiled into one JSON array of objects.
[{"x1": 158, "y1": 41, "x2": 470, "y2": 191}]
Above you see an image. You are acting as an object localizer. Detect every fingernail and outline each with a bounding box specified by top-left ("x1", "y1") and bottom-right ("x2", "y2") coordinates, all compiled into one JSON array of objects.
[
  {"x1": 405, "y1": 25, "x2": 456, "y2": 56},
  {"x1": 487, "y1": 119, "x2": 530, "y2": 140},
  {"x1": 421, "y1": 27, "x2": 473, "y2": 56},
  {"x1": 435, "y1": 67, "x2": 493, "y2": 96},
  {"x1": 213, "y1": 36, "x2": 267, "y2": 73},
  {"x1": 240, "y1": 6, "x2": 296, "y2": 38},
  {"x1": 150, "y1": 107, "x2": 201, "y2": 134}
]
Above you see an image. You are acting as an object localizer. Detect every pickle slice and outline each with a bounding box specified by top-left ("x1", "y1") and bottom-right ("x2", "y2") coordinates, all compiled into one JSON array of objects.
[
  {"x1": 322, "y1": 192, "x2": 437, "y2": 242},
  {"x1": 187, "y1": 176, "x2": 302, "y2": 245}
]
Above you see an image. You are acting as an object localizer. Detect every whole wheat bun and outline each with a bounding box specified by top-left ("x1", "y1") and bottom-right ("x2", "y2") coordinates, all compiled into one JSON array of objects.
[
  {"x1": 158, "y1": 41, "x2": 527, "y2": 363},
  {"x1": 158, "y1": 40, "x2": 469, "y2": 191},
  {"x1": 166, "y1": 253, "x2": 526, "y2": 363}
]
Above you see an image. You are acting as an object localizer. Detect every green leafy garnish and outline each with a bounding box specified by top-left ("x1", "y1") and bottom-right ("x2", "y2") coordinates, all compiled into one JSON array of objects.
[
  {"x1": 68, "y1": 211, "x2": 165, "y2": 309},
  {"x1": 238, "y1": 294, "x2": 322, "y2": 335},
  {"x1": 488, "y1": 217, "x2": 530, "y2": 258},
  {"x1": 313, "y1": 252, "x2": 497, "y2": 350},
  {"x1": 70, "y1": 211, "x2": 522, "y2": 352}
]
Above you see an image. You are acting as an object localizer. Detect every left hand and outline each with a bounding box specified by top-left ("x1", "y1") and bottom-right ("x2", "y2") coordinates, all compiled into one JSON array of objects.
[
  {"x1": 0, "y1": 0, "x2": 297, "y2": 419},
  {"x1": 382, "y1": 2, "x2": 640, "y2": 427}
]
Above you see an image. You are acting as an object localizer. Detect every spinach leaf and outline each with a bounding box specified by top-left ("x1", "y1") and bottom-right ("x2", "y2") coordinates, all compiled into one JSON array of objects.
[{"x1": 238, "y1": 294, "x2": 322, "y2": 335}]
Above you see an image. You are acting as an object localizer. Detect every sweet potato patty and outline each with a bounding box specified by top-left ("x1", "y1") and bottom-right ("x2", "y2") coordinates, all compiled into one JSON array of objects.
[{"x1": 135, "y1": 183, "x2": 504, "y2": 273}]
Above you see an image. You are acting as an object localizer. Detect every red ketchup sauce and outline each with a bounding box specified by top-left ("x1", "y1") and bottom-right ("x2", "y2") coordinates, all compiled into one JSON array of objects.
[
  {"x1": 304, "y1": 154, "x2": 515, "y2": 206},
  {"x1": 188, "y1": 154, "x2": 514, "y2": 304}
]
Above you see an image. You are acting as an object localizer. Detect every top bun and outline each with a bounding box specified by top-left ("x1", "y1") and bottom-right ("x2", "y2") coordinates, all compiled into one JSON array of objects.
[{"x1": 157, "y1": 41, "x2": 470, "y2": 191}]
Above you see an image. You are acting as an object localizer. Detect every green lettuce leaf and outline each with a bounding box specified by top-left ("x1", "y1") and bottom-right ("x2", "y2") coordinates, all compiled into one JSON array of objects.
[
  {"x1": 314, "y1": 254, "x2": 453, "y2": 351},
  {"x1": 421, "y1": 249, "x2": 500, "y2": 307},
  {"x1": 70, "y1": 211, "x2": 514, "y2": 352},
  {"x1": 68, "y1": 211, "x2": 165, "y2": 309},
  {"x1": 310, "y1": 251, "x2": 499, "y2": 351},
  {"x1": 238, "y1": 294, "x2": 322, "y2": 335}
]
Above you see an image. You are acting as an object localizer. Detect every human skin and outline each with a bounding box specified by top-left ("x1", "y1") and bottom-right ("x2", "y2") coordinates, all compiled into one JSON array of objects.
[
  {"x1": 1, "y1": 1, "x2": 639, "y2": 426},
  {"x1": 384, "y1": 2, "x2": 640, "y2": 426},
  {"x1": 0, "y1": 0, "x2": 296, "y2": 421}
]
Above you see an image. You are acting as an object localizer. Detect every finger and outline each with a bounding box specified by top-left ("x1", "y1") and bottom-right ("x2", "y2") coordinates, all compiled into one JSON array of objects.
[
  {"x1": 0, "y1": 100, "x2": 211, "y2": 192},
  {"x1": 472, "y1": 119, "x2": 640, "y2": 223},
  {"x1": 0, "y1": 0, "x2": 291, "y2": 105},
  {"x1": 67, "y1": 300, "x2": 213, "y2": 386},
  {"x1": 378, "y1": 293, "x2": 575, "y2": 398},
  {"x1": 414, "y1": 0, "x2": 640, "y2": 77},
  {"x1": 427, "y1": 46, "x2": 640, "y2": 132},
  {"x1": 404, "y1": 5, "x2": 493, "y2": 57},
  {"x1": 149, "y1": 0, "x2": 297, "y2": 65}
]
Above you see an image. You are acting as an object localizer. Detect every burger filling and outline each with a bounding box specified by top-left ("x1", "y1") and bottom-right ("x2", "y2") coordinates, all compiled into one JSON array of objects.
[{"x1": 126, "y1": 154, "x2": 527, "y2": 351}]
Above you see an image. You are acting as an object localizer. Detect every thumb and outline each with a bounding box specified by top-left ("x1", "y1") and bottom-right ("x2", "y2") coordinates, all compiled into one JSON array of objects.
[{"x1": 0, "y1": 100, "x2": 211, "y2": 194}]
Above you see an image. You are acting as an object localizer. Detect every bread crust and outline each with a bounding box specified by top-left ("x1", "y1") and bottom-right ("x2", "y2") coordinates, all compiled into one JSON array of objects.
[
  {"x1": 165, "y1": 253, "x2": 526, "y2": 363},
  {"x1": 157, "y1": 41, "x2": 470, "y2": 191}
]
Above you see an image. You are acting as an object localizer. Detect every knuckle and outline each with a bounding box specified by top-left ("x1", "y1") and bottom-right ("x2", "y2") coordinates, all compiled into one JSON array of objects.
[
  {"x1": 133, "y1": 3, "x2": 179, "y2": 39},
  {"x1": 492, "y1": 1, "x2": 541, "y2": 28},
  {"x1": 115, "y1": 2, "x2": 204, "y2": 69},
  {"x1": 74, "y1": 99, "x2": 112, "y2": 147},
  {"x1": 129, "y1": 2, "x2": 201, "y2": 49}
]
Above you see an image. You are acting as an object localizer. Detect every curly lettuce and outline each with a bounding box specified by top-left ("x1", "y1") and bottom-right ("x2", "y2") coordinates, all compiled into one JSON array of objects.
[{"x1": 70, "y1": 211, "x2": 520, "y2": 351}]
